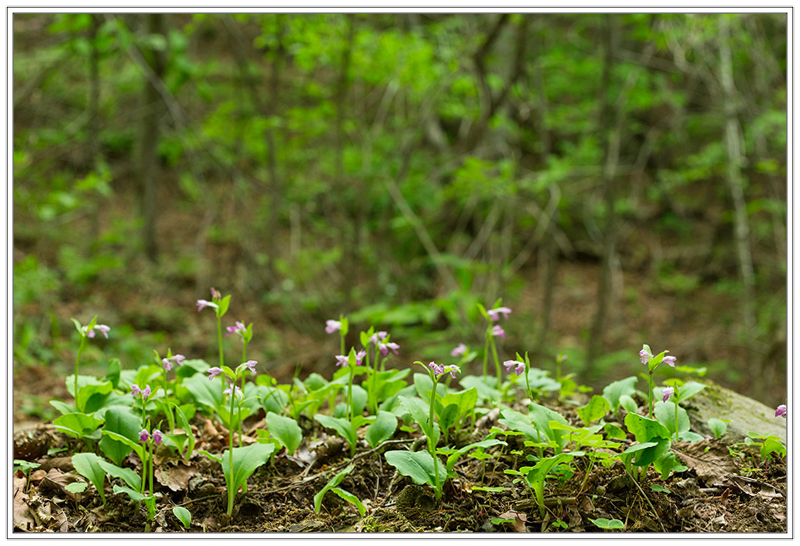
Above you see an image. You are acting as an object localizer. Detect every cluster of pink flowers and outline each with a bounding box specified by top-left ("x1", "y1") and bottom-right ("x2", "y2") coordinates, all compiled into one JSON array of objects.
[
  {"x1": 776, "y1": 405, "x2": 787, "y2": 418},
  {"x1": 429, "y1": 361, "x2": 460, "y2": 380},
  {"x1": 639, "y1": 348, "x2": 676, "y2": 367},
  {"x1": 131, "y1": 384, "x2": 151, "y2": 400},
  {"x1": 503, "y1": 360, "x2": 526, "y2": 376},
  {"x1": 162, "y1": 354, "x2": 185, "y2": 371},
  {"x1": 226, "y1": 321, "x2": 247, "y2": 337},
  {"x1": 139, "y1": 428, "x2": 162, "y2": 444},
  {"x1": 662, "y1": 386, "x2": 675, "y2": 402},
  {"x1": 83, "y1": 324, "x2": 111, "y2": 339}
]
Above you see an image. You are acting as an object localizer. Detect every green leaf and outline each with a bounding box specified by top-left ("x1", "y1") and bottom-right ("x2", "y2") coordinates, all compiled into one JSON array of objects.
[
  {"x1": 218, "y1": 294, "x2": 231, "y2": 317},
  {"x1": 576, "y1": 395, "x2": 610, "y2": 426},
  {"x1": 313, "y1": 465, "x2": 354, "y2": 513},
  {"x1": 676, "y1": 381, "x2": 706, "y2": 403},
  {"x1": 365, "y1": 411, "x2": 398, "y2": 448},
  {"x1": 53, "y1": 412, "x2": 104, "y2": 440},
  {"x1": 653, "y1": 401, "x2": 690, "y2": 437},
  {"x1": 222, "y1": 443, "x2": 276, "y2": 495},
  {"x1": 604, "y1": 423, "x2": 627, "y2": 440},
  {"x1": 172, "y1": 403, "x2": 196, "y2": 459},
  {"x1": 413, "y1": 373, "x2": 447, "y2": 402},
  {"x1": 266, "y1": 412, "x2": 303, "y2": 455},
  {"x1": 624, "y1": 413, "x2": 671, "y2": 443},
  {"x1": 440, "y1": 387, "x2": 478, "y2": 420},
  {"x1": 589, "y1": 518, "x2": 625, "y2": 530},
  {"x1": 619, "y1": 395, "x2": 638, "y2": 414},
  {"x1": 198, "y1": 449, "x2": 222, "y2": 464},
  {"x1": 707, "y1": 418, "x2": 727, "y2": 438},
  {"x1": 602, "y1": 377, "x2": 638, "y2": 412},
  {"x1": 259, "y1": 385, "x2": 289, "y2": 415},
  {"x1": 183, "y1": 373, "x2": 224, "y2": 413},
  {"x1": 98, "y1": 407, "x2": 141, "y2": 465},
  {"x1": 314, "y1": 414, "x2": 357, "y2": 448},
  {"x1": 473, "y1": 486, "x2": 505, "y2": 492},
  {"x1": 332, "y1": 488, "x2": 366, "y2": 517},
  {"x1": 101, "y1": 430, "x2": 144, "y2": 461},
  {"x1": 113, "y1": 484, "x2": 145, "y2": 502},
  {"x1": 65, "y1": 482, "x2": 88, "y2": 495},
  {"x1": 458, "y1": 375, "x2": 502, "y2": 403},
  {"x1": 173, "y1": 506, "x2": 192, "y2": 528},
  {"x1": 398, "y1": 396, "x2": 433, "y2": 437},
  {"x1": 49, "y1": 400, "x2": 76, "y2": 415},
  {"x1": 524, "y1": 452, "x2": 575, "y2": 517},
  {"x1": 384, "y1": 450, "x2": 445, "y2": 488},
  {"x1": 527, "y1": 403, "x2": 569, "y2": 451},
  {"x1": 97, "y1": 459, "x2": 141, "y2": 491},
  {"x1": 72, "y1": 453, "x2": 106, "y2": 504},
  {"x1": 106, "y1": 358, "x2": 121, "y2": 388}
]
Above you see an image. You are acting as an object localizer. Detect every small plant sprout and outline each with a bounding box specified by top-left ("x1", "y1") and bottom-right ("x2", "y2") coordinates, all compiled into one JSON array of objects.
[
  {"x1": 776, "y1": 404, "x2": 787, "y2": 418},
  {"x1": 639, "y1": 344, "x2": 676, "y2": 419},
  {"x1": 197, "y1": 287, "x2": 231, "y2": 397},
  {"x1": 477, "y1": 300, "x2": 510, "y2": 386},
  {"x1": 69, "y1": 316, "x2": 110, "y2": 409}
]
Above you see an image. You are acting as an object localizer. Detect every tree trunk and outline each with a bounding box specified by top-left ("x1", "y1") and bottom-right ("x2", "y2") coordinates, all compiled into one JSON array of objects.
[
  {"x1": 584, "y1": 15, "x2": 620, "y2": 375},
  {"x1": 139, "y1": 13, "x2": 167, "y2": 263},
  {"x1": 719, "y1": 16, "x2": 756, "y2": 369}
]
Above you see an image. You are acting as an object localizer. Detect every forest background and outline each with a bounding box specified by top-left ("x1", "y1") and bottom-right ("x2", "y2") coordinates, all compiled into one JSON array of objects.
[{"x1": 12, "y1": 12, "x2": 788, "y2": 427}]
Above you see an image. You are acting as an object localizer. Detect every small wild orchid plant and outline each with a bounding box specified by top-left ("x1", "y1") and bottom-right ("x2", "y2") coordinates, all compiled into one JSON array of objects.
[
  {"x1": 477, "y1": 300, "x2": 510, "y2": 387},
  {"x1": 639, "y1": 344, "x2": 677, "y2": 419},
  {"x1": 69, "y1": 315, "x2": 110, "y2": 411}
]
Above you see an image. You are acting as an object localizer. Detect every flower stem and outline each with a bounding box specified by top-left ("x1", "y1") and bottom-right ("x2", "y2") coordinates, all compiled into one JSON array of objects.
[
  {"x1": 428, "y1": 374, "x2": 441, "y2": 500},
  {"x1": 227, "y1": 375, "x2": 237, "y2": 516},
  {"x1": 490, "y1": 337, "x2": 501, "y2": 387},
  {"x1": 74, "y1": 336, "x2": 86, "y2": 410},
  {"x1": 647, "y1": 371, "x2": 654, "y2": 419},
  {"x1": 217, "y1": 313, "x2": 224, "y2": 398},
  {"x1": 483, "y1": 331, "x2": 490, "y2": 380},
  {"x1": 674, "y1": 399, "x2": 679, "y2": 443}
]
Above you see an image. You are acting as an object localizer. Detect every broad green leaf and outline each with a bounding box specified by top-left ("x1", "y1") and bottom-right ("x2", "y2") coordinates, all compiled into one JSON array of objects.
[
  {"x1": 97, "y1": 459, "x2": 141, "y2": 491},
  {"x1": 222, "y1": 442, "x2": 276, "y2": 494},
  {"x1": 365, "y1": 411, "x2": 398, "y2": 448},
  {"x1": 266, "y1": 412, "x2": 303, "y2": 455},
  {"x1": 332, "y1": 488, "x2": 366, "y2": 517},
  {"x1": 384, "y1": 450, "x2": 445, "y2": 487},
  {"x1": 50, "y1": 400, "x2": 76, "y2": 415},
  {"x1": 218, "y1": 294, "x2": 231, "y2": 317},
  {"x1": 106, "y1": 358, "x2": 121, "y2": 388},
  {"x1": 624, "y1": 413, "x2": 671, "y2": 443},
  {"x1": 173, "y1": 506, "x2": 192, "y2": 528},
  {"x1": 676, "y1": 381, "x2": 706, "y2": 403},
  {"x1": 172, "y1": 403, "x2": 196, "y2": 459},
  {"x1": 315, "y1": 414, "x2": 357, "y2": 447},
  {"x1": 72, "y1": 453, "x2": 106, "y2": 503},
  {"x1": 590, "y1": 518, "x2": 625, "y2": 530},
  {"x1": 619, "y1": 395, "x2": 638, "y2": 414},
  {"x1": 707, "y1": 418, "x2": 727, "y2": 438},
  {"x1": 458, "y1": 375, "x2": 502, "y2": 403},
  {"x1": 199, "y1": 449, "x2": 222, "y2": 464},
  {"x1": 98, "y1": 407, "x2": 140, "y2": 465},
  {"x1": 653, "y1": 401, "x2": 690, "y2": 437},
  {"x1": 602, "y1": 377, "x2": 637, "y2": 412},
  {"x1": 440, "y1": 387, "x2": 478, "y2": 419},
  {"x1": 182, "y1": 373, "x2": 224, "y2": 413},
  {"x1": 577, "y1": 395, "x2": 610, "y2": 426},
  {"x1": 102, "y1": 430, "x2": 144, "y2": 460},
  {"x1": 53, "y1": 412, "x2": 104, "y2": 440},
  {"x1": 527, "y1": 403, "x2": 569, "y2": 451},
  {"x1": 113, "y1": 484, "x2": 145, "y2": 502},
  {"x1": 413, "y1": 373, "x2": 447, "y2": 401},
  {"x1": 604, "y1": 422, "x2": 627, "y2": 440},
  {"x1": 258, "y1": 385, "x2": 289, "y2": 415},
  {"x1": 65, "y1": 482, "x2": 88, "y2": 495},
  {"x1": 399, "y1": 396, "x2": 433, "y2": 437},
  {"x1": 313, "y1": 465, "x2": 354, "y2": 513}
]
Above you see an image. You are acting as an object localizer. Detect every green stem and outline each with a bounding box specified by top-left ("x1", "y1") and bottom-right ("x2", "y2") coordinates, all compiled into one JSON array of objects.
[
  {"x1": 525, "y1": 367, "x2": 533, "y2": 403},
  {"x1": 163, "y1": 372, "x2": 174, "y2": 432},
  {"x1": 148, "y1": 439, "x2": 154, "y2": 503},
  {"x1": 648, "y1": 371, "x2": 654, "y2": 419},
  {"x1": 217, "y1": 312, "x2": 224, "y2": 398},
  {"x1": 490, "y1": 337, "x2": 501, "y2": 387},
  {"x1": 347, "y1": 365, "x2": 354, "y2": 423},
  {"x1": 239, "y1": 342, "x2": 248, "y2": 446},
  {"x1": 674, "y1": 400, "x2": 679, "y2": 443},
  {"x1": 483, "y1": 331, "x2": 490, "y2": 380},
  {"x1": 74, "y1": 336, "x2": 86, "y2": 410},
  {"x1": 429, "y1": 374, "x2": 441, "y2": 500},
  {"x1": 227, "y1": 375, "x2": 237, "y2": 516}
]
